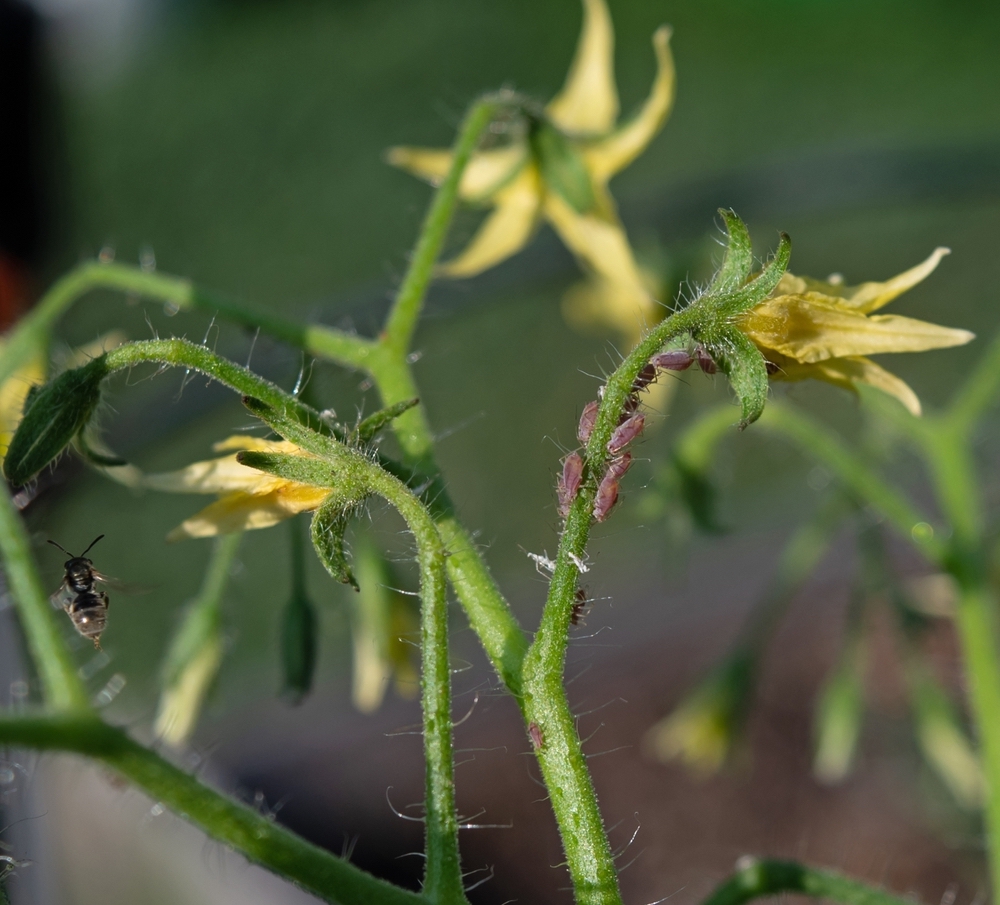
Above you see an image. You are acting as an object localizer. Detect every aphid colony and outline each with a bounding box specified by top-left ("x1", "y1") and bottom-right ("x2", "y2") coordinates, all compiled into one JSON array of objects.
[{"x1": 556, "y1": 345, "x2": 714, "y2": 523}]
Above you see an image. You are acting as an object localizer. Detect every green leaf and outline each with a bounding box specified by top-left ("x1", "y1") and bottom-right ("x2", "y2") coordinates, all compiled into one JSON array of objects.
[
  {"x1": 354, "y1": 398, "x2": 420, "y2": 445},
  {"x1": 813, "y1": 633, "x2": 866, "y2": 784},
  {"x1": 529, "y1": 118, "x2": 596, "y2": 214},
  {"x1": 310, "y1": 489, "x2": 368, "y2": 590},
  {"x1": 712, "y1": 328, "x2": 770, "y2": 429},
  {"x1": 708, "y1": 210, "x2": 753, "y2": 295},
  {"x1": 3, "y1": 356, "x2": 109, "y2": 486}
]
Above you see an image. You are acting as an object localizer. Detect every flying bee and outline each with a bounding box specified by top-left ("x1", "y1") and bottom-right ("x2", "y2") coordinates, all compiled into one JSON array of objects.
[{"x1": 48, "y1": 535, "x2": 113, "y2": 648}]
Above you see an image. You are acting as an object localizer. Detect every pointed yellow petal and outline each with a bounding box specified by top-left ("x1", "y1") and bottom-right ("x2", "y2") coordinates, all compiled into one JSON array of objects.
[
  {"x1": 212, "y1": 435, "x2": 300, "y2": 454},
  {"x1": 145, "y1": 453, "x2": 283, "y2": 495},
  {"x1": 584, "y1": 26, "x2": 675, "y2": 181},
  {"x1": 789, "y1": 248, "x2": 951, "y2": 314},
  {"x1": 544, "y1": 192, "x2": 656, "y2": 331},
  {"x1": 168, "y1": 484, "x2": 331, "y2": 540},
  {"x1": 386, "y1": 144, "x2": 527, "y2": 201},
  {"x1": 816, "y1": 356, "x2": 922, "y2": 416},
  {"x1": 439, "y1": 169, "x2": 542, "y2": 277},
  {"x1": 760, "y1": 352, "x2": 922, "y2": 416},
  {"x1": 742, "y1": 295, "x2": 974, "y2": 363},
  {"x1": 546, "y1": 0, "x2": 619, "y2": 135}
]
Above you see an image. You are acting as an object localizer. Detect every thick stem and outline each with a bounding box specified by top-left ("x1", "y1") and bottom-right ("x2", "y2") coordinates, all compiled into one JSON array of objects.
[
  {"x1": 701, "y1": 858, "x2": 918, "y2": 905},
  {"x1": 0, "y1": 483, "x2": 90, "y2": 711},
  {"x1": 0, "y1": 715, "x2": 422, "y2": 905}
]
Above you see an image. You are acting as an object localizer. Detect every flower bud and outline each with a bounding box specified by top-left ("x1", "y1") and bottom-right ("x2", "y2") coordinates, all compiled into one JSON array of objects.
[{"x1": 3, "y1": 356, "x2": 108, "y2": 486}]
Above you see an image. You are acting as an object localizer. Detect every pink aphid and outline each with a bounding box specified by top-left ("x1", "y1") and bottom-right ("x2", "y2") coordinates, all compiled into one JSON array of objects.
[
  {"x1": 607, "y1": 413, "x2": 645, "y2": 455},
  {"x1": 631, "y1": 362, "x2": 659, "y2": 393},
  {"x1": 593, "y1": 470, "x2": 620, "y2": 522},
  {"x1": 577, "y1": 400, "x2": 600, "y2": 445},
  {"x1": 696, "y1": 347, "x2": 718, "y2": 374},
  {"x1": 528, "y1": 721, "x2": 544, "y2": 751},
  {"x1": 649, "y1": 349, "x2": 694, "y2": 371},
  {"x1": 607, "y1": 451, "x2": 632, "y2": 481},
  {"x1": 557, "y1": 452, "x2": 585, "y2": 518}
]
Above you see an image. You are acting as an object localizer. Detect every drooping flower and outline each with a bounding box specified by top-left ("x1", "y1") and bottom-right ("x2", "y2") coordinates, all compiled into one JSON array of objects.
[
  {"x1": 739, "y1": 248, "x2": 974, "y2": 415},
  {"x1": 144, "y1": 436, "x2": 332, "y2": 541},
  {"x1": 388, "y1": 0, "x2": 674, "y2": 337}
]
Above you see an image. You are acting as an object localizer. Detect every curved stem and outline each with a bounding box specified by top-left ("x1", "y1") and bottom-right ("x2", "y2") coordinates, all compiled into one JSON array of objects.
[
  {"x1": 0, "y1": 483, "x2": 90, "y2": 712},
  {"x1": 519, "y1": 306, "x2": 700, "y2": 905},
  {"x1": 701, "y1": 858, "x2": 918, "y2": 905},
  {"x1": 756, "y1": 403, "x2": 946, "y2": 566},
  {"x1": 0, "y1": 715, "x2": 423, "y2": 905}
]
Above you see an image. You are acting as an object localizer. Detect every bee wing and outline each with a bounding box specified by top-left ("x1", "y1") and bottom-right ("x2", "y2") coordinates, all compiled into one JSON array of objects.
[
  {"x1": 91, "y1": 571, "x2": 151, "y2": 595},
  {"x1": 50, "y1": 581, "x2": 75, "y2": 611}
]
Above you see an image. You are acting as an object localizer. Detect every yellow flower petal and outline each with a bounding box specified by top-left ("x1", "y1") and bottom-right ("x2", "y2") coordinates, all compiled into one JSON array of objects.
[
  {"x1": 584, "y1": 26, "x2": 675, "y2": 182},
  {"x1": 544, "y1": 191, "x2": 656, "y2": 331},
  {"x1": 831, "y1": 247, "x2": 951, "y2": 314},
  {"x1": 546, "y1": 0, "x2": 619, "y2": 136},
  {"x1": 386, "y1": 144, "x2": 526, "y2": 201},
  {"x1": 167, "y1": 484, "x2": 331, "y2": 541},
  {"x1": 742, "y1": 295, "x2": 974, "y2": 363},
  {"x1": 0, "y1": 348, "x2": 45, "y2": 454},
  {"x1": 154, "y1": 633, "x2": 223, "y2": 746},
  {"x1": 439, "y1": 168, "x2": 542, "y2": 276}
]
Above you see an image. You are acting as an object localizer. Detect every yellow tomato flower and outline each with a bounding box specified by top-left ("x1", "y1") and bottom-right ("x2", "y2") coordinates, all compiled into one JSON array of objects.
[
  {"x1": 145, "y1": 436, "x2": 332, "y2": 541},
  {"x1": 0, "y1": 343, "x2": 45, "y2": 456},
  {"x1": 388, "y1": 0, "x2": 674, "y2": 335},
  {"x1": 739, "y1": 247, "x2": 974, "y2": 415}
]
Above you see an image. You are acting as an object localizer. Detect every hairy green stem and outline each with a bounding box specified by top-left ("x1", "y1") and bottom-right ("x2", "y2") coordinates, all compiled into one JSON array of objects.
[
  {"x1": 520, "y1": 306, "x2": 700, "y2": 905},
  {"x1": 0, "y1": 715, "x2": 422, "y2": 905},
  {"x1": 701, "y1": 858, "x2": 918, "y2": 905},
  {"x1": 0, "y1": 483, "x2": 90, "y2": 711}
]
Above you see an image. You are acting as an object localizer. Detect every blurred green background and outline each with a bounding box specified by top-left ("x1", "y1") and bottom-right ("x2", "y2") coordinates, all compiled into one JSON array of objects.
[{"x1": 10, "y1": 0, "x2": 1000, "y2": 901}]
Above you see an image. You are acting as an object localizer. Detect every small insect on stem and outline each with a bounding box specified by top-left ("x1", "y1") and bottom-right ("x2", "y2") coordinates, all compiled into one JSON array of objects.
[
  {"x1": 528, "y1": 721, "x2": 544, "y2": 751},
  {"x1": 695, "y1": 346, "x2": 718, "y2": 374},
  {"x1": 48, "y1": 534, "x2": 111, "y2": 648},
  {"x1": 571, "y1": 588, "x2": 589, "y2": 626},
  {"x1": 649, "y1": 349, "x2": 694, "y2": 371},
  {"x1": 557, "y1": 452, "x2": 585, "y2": 519},
  {"x1": 592, "y1": 453, "x2": 631, "y2": 523},
  {"x1": 607, "y1": 413, "x2": 644, "y2": 455},
  {"x1": 577, "y1": 400, "x2": 600, "y2": 445}
]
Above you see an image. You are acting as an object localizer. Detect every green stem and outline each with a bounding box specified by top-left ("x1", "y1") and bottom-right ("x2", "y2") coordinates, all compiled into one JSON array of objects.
[
  {"x1": 701, "y1": 858, "x2": 918, "y2": 905},
  {"x1": 520, "y1": 306, "x2": 701, "y2": 905},
  {"x1": 947, "y1": 328, "x2": 1000, "y2": 434},
  {"x1": 381, "y1": 97, "x2": 500, "y2": 359},
  {"x1": 757, "y1": 403, "x2": 945, "y2": 566},
  {"x1": 916, "y1": 429, "x2": 1000, "y2": 894},
  {"x1": 0, "y1": 715, "x2": 422, "y2": 905},
  {"x1": 0, "y1": 482, "x2": 90, "y2": 711}
]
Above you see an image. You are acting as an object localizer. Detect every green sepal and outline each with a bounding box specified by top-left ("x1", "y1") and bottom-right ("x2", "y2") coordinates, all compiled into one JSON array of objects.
[
  {"x1": 529, "y1": 117, "x2": 596, "y2": 214},
  {"x1": 281, "y1": 590, "x2": 317, "y2": 704},
  {"x1": 353, "y1": 398, "x2": 420, "y2": 445},
  {"x1": 241, "y1": 396, "x2": 342, "y2": 460},
  {"x1": 310, "y1": 489, "x2": 368, "y2": 590},
  {"x1": 712, "y1": 328, "x2": 770, "y2": 429},
  {"x1": 74, "y1": 432, "x2": 128, "y2": 468},
  {"x1": 235, "y1": 450, "x2": 337, "y2": 488},
  {"x1": 712, "y1": 231, "x2": 791, "y2": 319},
  {"x1": 3, "y1": 355, "x2": 109, "y2": 486},
  {"x1": 708, "y1": 210, "x2": 753, "y2": 295}
]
